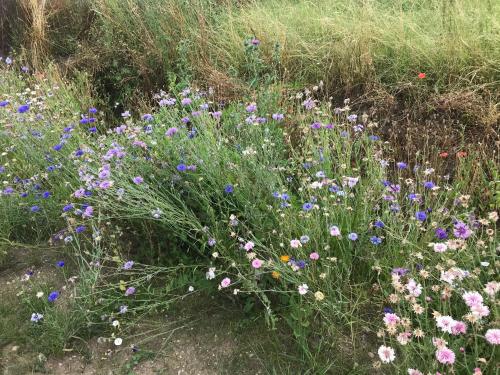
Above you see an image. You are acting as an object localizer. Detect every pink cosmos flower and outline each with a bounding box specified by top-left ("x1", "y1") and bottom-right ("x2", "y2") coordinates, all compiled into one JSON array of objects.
[
  {"x1": 220, "y1": 277, "x2": 231, "y2": 288},
  {"x1": 251, "y1": 259, "x2": 263, "y2": 269},
  {"x1": 485, "y1": 329, "x2": 500, "y2": 345},
  {"x1": 309, "y1": 252, "x2": 319, "y2": 260},
  {"x1": 377, "y1": 345, "x2": 395, "y2": 363},
  {"x1": 435, "y1": 347, "x2": 455, "y2": 365}
]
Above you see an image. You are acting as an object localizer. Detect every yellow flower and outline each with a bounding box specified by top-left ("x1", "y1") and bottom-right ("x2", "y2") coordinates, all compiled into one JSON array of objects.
[
  {"x1": 271, "y1": 271, "x2": 280, "y2": 279},
  {"x1": 280, "y1": 255, "x2": 290, "y2": 262}
]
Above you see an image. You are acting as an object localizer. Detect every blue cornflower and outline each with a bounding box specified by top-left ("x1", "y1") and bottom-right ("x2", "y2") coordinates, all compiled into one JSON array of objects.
[
  {"x1": 300, "y1": 235, "x2": 310, "y2": 244},
  {"x1": 224, "y1": 184, "x2": 234, "y2": 194},
  {"x1": 435, "y1": 227, "x2": 448, "y2": 240},
  {"x1": 383, "y1": 307, "x2": 394, "y2": 314},
  {"x1": 18, "y1": 104, "x2": 30, "y2": 113},
  {"x1": 75, "y1": 225, "x2": 86, "y2": 233},
  {"x1": 89, "y1": 107, "x2": 98, "y2": 114},
  {"x1": 348, "y1": 233, "x2": 358, "y2": 241},
  {"x1": 88, "y1": 127, "x2": 97, "y2": 133},
  {"x1": 370, "y1": 236, "x2": 382, "y2": 245},
  {"x1": 396, "y1": 162, "x2": 407, "y2": 169},
  {"x1": 302, "y1": 202, "x2": 313, "y2": 211},
  {"x1": 30, "y1": 205, "x2": 40, "y2": 212},
  {"x1": 42, "y1": 191, "x2": 51, "y2": 199},
  {"x1": 63, "y1": 204, "x2": 74, "y2": 212},
  {"x1": 281, "y1": 193, "x2": 290, "y2": 201},
  {"x1": 52, "y1": 144, "x2": 63, "y2": 151},
  {"x1": 123, "y1": 261, "x2": 134, "y2": 270},
  {"x1": 415, "y1": 211, "x2": 427, "y2": 221},
  {"x1": 177, "y1": 164, "x2": 187, "y2": 172},
  {"x1": 423, "y1": 181, "x2": 435, "y2": 189},
  {"x1": 56, "y1": 261, "x2": 65, "y2": 267},
  {"x1": 374, "y1": 220, "x2": 385, "y2": 229},
  {"x1": 48, "y1": 291, "x2": 60, "y2": 302}
]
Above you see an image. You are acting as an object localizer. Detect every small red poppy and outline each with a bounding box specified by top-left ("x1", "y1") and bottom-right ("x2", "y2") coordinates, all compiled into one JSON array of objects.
[
  {"x1": 418, "y1": 73, "x2": 426, "y2": 79},
  {"x1": 439, "y1": 152, "x2": 449, "y2": 158}
]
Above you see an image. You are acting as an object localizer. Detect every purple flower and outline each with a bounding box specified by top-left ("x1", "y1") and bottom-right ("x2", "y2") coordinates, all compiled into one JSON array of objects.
[
  {"x1": 0, "y1": 100, "x2": 9, "y2": 107},
  {"x1": 370, "y1": 236, "x2": 382, "y2": 245},
  {"x1": 246, "y1": 103, "x2": 257, "y2": 113},
  {"x1": 165, "y1": 127, "x2": 178, "y2": 137},
  {"x1": 53, "y1": 143, "x2": 63, "y2": 151},
  {"x1": 374, "y1": 220, "x2": 385, "y2": 229},
  {"x1": 208, "y1": 238, "x2": 216, "y2": 246},
  {"x1": 302, "y1": 98, "x2": 315, "y2": 110},
  {"x1": 181, "y1": 98, "x2": 192, "y2": 106},
  {"x1": 30, "y1": 205, "x2": 40, "y2": 212},
  {"x1": 48, "y1": 291, "x2": 60, "y2": 302},
  {"x1": 119, "y1": 305, "x2": 128, "y2": 314},
  {"x1": 396, "y1": 162, "x2": 407, "y2": 169},
  {"x1": 132, "y1": 176, "x2": 144, "y2": 184},
  {"x1": 250, "y1": 38, "x2": 260, "y2": 46},
  {"x1": 272, "y1": 113, "x2": 284, "y2": 121},
  {"x1": 391, "y1": 267, "x2": 409, "y2": 276},
  {"x1": 56, "y1": 261, "x2": 65, "y2": 267},
  {"x1": 224, "y1": 184, "x2": 234, "y2": 194},
  {"x1": 89, "y1": 107, "x2": 98, "y2": 114},
  {"x1": 125, "y1": 287, "x2": 136, "y2": 296},
  {"x1": 123, "y1": 261, "x2": 134, "y2": 270},
  {"x1": 142, "y1": 114, "x2": 153, "y2": 121},
  {"x1": 453, "y1": 221, "x2": 472, "y2": 239},
  {"x1": 176, "y1": 164, "x2": 187, "y2": 172}
]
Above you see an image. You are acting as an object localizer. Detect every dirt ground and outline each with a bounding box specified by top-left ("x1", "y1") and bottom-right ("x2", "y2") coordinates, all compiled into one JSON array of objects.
[{"x1": 0, "y1": 248, "x2": 268, "y2": 375}]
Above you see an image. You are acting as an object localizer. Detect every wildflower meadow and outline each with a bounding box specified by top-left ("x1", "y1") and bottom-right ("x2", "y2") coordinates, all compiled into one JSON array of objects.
[{"x1": 0, "y1": 1, "x2": 499, "y2": 374}]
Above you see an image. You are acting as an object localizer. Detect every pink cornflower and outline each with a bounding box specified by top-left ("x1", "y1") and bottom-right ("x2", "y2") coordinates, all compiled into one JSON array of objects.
[
  {"x1": 329, "y1": 226, "x2": 341, "y2": 237},
  {"x1": 407, "y1": 369, "x2": 423, "y2": 375},
  {"x1": 435, "y1": 316, "x2": 456, "y2": 334},
  {"x1": 377, "y1": 345, "x2": 395, "y2": 363},
  {"x1": 290, "y1": 239, "x2": 302, "y2": 248},
  {"x1": 471, "y1": 304, "x2": 490, "y2": 318},
  {"x1": 244, "y1": 241, "x2": 255, "y2": 251},
  {"x1": 462, "y1": 291, "x2": 483, "y2": 307},
  {"x1": 435, "y1": 347, "x2": 455, "y2": 365},
  {"x1": 485, "y1": 329, "x2": 500, "y2": 345},
  {"x1": 309, "y1": 252, "x2": 319, "y2": 260},
  {"x1": 251, "y1": 259, "x2": 263, "y2": 269},
  {"x1": 433, "y1": 243, "x2": 447, "y2": 253},
  {"x1": 220, "y1": 277, "x2": 231, "y2": 288},
  {"x1": 406, "y1": 279, "x2": 422, "y2": 297},
  {"x1": 451, "y1": 321, "x2": 467, "y2": 335},
  {"x1": 383, "y1": 313, "x2": 400, "y2": 327}
]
